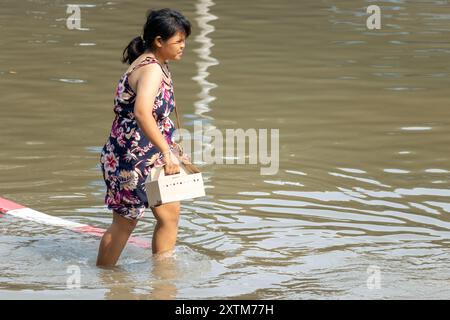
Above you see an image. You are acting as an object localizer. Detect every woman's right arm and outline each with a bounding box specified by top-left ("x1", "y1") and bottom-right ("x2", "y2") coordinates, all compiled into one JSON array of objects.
[{"x1": 134, "y1": 63, "x2": 180, "y2": 175}]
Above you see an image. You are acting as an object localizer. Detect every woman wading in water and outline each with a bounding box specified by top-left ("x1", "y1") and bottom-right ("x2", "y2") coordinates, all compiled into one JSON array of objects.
[{"x1": 97, "y1": 8, "x2": 191, "y2": 267}]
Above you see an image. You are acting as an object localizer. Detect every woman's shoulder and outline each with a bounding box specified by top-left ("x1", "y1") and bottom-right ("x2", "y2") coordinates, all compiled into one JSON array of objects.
[
  {"x1": 125, "y1": 58, "x2": 164, "y2": 93},
  {"x1": 126, "y1": 56, "x2": 159, "y2": 74}
]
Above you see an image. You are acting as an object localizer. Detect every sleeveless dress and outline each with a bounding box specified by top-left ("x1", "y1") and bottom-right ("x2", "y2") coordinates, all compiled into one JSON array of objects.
[{"x1": 99, "y1": 56, "x2": 176, "y2": 220}]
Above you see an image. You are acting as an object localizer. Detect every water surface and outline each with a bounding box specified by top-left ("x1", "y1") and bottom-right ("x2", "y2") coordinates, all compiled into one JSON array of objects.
[{"x1": 1, "y1": 0, "x2": 450, "y2": 299}]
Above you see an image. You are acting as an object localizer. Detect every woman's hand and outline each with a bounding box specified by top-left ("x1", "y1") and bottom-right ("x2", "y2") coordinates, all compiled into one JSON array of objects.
[{"x1": 163, "y1": 151, "x2": 180, "y2": 175}]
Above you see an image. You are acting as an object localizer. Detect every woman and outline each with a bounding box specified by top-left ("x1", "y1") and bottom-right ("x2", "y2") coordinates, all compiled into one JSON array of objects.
[{"x1": 97, "y1": 8, "x2": 191, "y2": 267}]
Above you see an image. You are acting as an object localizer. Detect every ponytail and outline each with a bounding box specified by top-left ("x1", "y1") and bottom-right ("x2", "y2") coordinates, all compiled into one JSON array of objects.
[{"x1": 121, "y1": 36, "x2": 146, "y2": 65}]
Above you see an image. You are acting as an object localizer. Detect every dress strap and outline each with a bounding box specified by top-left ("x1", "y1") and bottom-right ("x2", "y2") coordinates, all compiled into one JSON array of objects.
[
  {"x1": 151, "y1": 59, "x2": 171, "y2": 79},
  {"x1": 126, "y1": 57, "x2": 158, "y2": 76},
  {"x1": 127, "y1": 56, "x2": 171, "y2": 79}
]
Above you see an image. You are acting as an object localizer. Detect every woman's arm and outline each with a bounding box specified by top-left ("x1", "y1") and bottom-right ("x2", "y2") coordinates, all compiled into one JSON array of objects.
[
  {"x1": 134, "y1": 63, "x2": 180, "y2": 174},
  {"x1": 134, "y1": 63, "x2": 169, "y2": 154}
]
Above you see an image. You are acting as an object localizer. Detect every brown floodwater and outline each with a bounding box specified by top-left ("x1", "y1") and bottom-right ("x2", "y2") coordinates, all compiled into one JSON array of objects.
[{"x1": 1, "y1": 0, "x2": 450, "y2": 299}]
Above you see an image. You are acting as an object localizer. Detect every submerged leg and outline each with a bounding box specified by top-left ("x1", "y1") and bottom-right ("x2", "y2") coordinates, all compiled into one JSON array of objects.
[
  {"x1": 96, "y1": 211, "x2": 138, "y2": 267},
  {"x1": 151, "y1": 201, "x2": 180, "y2": 255}
]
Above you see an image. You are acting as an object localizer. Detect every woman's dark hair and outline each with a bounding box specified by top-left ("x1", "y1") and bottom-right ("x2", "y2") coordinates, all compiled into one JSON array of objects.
[{"x1": 122, "y1": 8, "x2": 191, "y2": 65}]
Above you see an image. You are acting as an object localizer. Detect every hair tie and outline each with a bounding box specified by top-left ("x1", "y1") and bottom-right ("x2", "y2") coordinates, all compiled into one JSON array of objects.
[{"x1": 140, "y1": 35, "x2": 146, "y2": 45}]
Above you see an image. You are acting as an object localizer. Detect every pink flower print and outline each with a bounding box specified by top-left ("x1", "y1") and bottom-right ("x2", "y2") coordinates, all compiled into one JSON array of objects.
[
  {"x1": 105, "y1": 139, "x2": 115, "y2": 153},
  {"x1": 111, "y1": 120, "x2": 120, "y2": 138},
  {"x1": 104, "y1": 152, "x2": 118, "y2": 173},
  {"x1": 133, "y1": 131, "x2": 141, "y2": 141},
  {"x1": 106, "y1": 183, "x2": 122, "y2": 204},
  {"x1": 142, "y1": 145, "x2": 152, "y2": 153},
  {"x1": 163, "y1": 88, "x2": 170, "y2": 101},
  {"x1": 108, "y1": 175, "x2": 119, "y2": 190},
  {"x1": 153, "y1": 157, "x2": 165, "y2": 168},
  {"x1": 163, "y1": 119, "x2": 172, "y2": 132},
  {"x1": 115, "y1": 82, "x2": 124, "y2": 98},
  {"x1": 132, "y1": 146, "x2": 146, "y2": 156},
  {"x1": 117, "y1": 133, "x2": 127, "y2": 147},
  {"x1": 153, "y1": 99, "x2": 163, "y2": 111},
  {"x1": 120, "y1": 188, "x2": 136, "y2": 204}
]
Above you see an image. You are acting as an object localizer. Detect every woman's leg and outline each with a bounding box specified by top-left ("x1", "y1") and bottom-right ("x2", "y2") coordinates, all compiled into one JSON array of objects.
[
  {"x1": 151, "y1": 201, "x2": 180, "y2": 254},
  {"x1": 96, "y1": 211, "x2": 138, "y2": 267}
]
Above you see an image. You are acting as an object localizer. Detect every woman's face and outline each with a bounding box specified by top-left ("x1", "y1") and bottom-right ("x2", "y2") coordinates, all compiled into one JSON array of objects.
[{"x1": 158, "y1": 31, "x2": 186, "y2": 61}]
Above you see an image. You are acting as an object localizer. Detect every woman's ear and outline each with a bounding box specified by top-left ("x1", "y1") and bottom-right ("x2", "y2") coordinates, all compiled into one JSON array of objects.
[{"x1": 155, "y1": 36, "x2": 164, "y2": 48}]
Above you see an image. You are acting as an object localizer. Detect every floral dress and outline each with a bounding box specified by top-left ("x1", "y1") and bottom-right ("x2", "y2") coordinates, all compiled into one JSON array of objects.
[{"x1": 100, "y1": 57, "x2": 176, "y2": 220}]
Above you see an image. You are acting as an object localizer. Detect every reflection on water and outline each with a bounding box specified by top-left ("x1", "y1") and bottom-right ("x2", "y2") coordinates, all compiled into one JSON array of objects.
[
  {"x1": 1, "y1": 0, "x2": 450, "y2": 299},
  {"x1": 97, "y1": 246, "x2": 213, "y2": 300},
  {"x1": 190, "y1": 0, "x2": 219, "y2": 170},
  {"x1": 193, "y1": 0, "x2": 218, "y2": 119},
  {"x1": 99, "y1": 254, "x2": 179, "y2": 300}
]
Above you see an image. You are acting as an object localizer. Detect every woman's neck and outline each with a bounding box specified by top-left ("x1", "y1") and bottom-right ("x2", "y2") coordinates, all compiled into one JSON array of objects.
[{"x1": 144, "y1": 50, "x2": 167, "y2": 66}]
